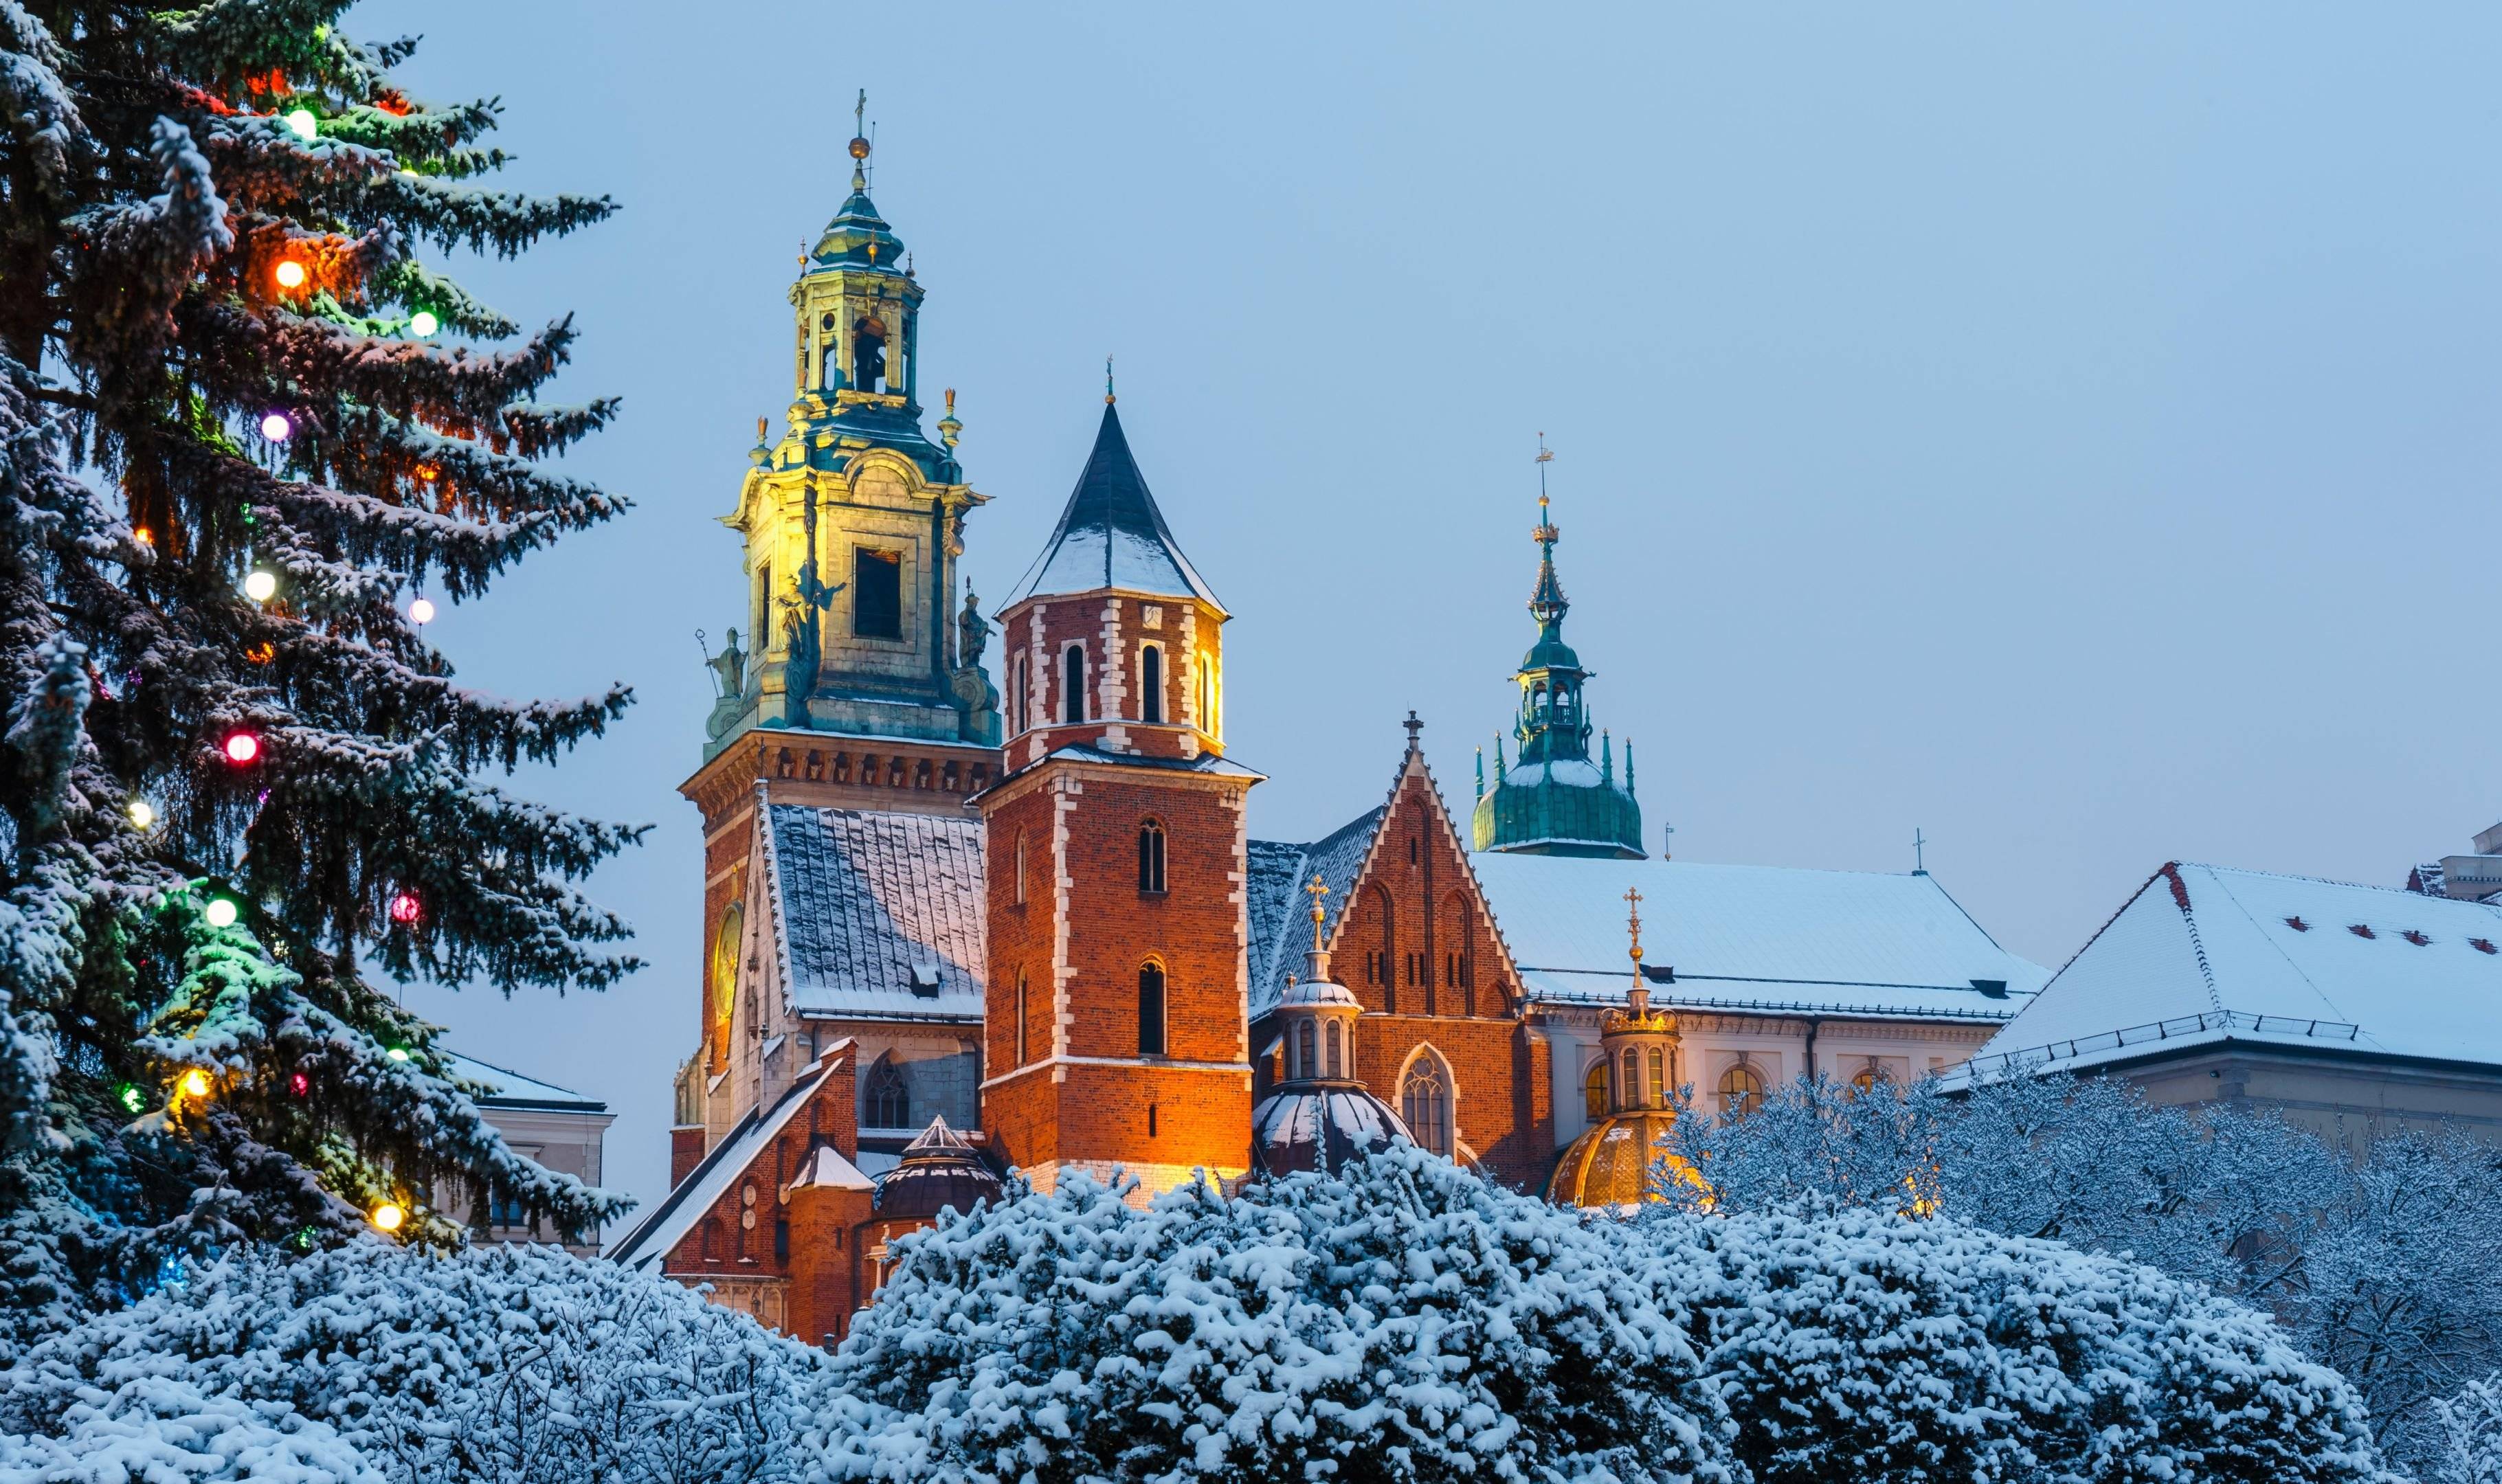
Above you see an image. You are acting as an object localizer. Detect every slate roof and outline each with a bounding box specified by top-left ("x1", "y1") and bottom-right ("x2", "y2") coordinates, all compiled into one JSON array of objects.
[
  {"x1": 1004, "y1": 404, "x2": 1224, "y2": 611},
  {"x1": 763, "y1": 805, "x2": 985, "y2": 1022},
  {"x1": 1470, "y1": 853, "x2": 2048, "y2": 1020},
  {"x1": 607, "y1": 1045, "x2": 849, "y2": 1269},
  {"x1": 1247, "y1": 807, "x2": 1388, "y2": 1016},
  {"x1": 1963, "y1": 862, "x2": 2502, "y2": 1079}
]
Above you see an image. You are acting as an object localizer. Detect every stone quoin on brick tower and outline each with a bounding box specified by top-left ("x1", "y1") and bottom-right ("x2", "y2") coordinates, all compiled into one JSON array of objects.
[{"x1": 977, "y1": 380, "x2": 1262, "y2": 1198}]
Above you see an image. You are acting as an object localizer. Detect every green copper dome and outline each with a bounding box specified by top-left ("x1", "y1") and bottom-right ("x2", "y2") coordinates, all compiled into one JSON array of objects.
[{"x1": 1471, "y1": 492, "x2": 1643, "y2": 859}]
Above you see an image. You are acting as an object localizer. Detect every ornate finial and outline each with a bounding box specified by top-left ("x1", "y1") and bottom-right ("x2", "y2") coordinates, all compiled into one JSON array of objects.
[
  {"x1": 1403, "y1": 710, "x2": 1423, "y2": 748},
  {"x1": 1624, "y1": 886, "x2": 1644, "y2": 965},
  {"x1": 1306, "y1": 873, "x2": 1329, "y2": 947},
  {"x1": 1105, "y1": 356, "x2": 1116, "y2": 405},
  {"x1": 849, "y1": 90, "x2": 872, "y2": 191},
  {"x1": 755, "y1": 414, "x2": 768, "y2": 445},
  {"x1": 937, "y1": 387, "x2": 961, "y2": 449}
]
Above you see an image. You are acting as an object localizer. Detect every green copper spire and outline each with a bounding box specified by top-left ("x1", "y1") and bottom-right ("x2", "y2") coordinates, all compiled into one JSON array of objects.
[{"x1": 1470, "y1": 439, "x2": 1642, "y2": 859}]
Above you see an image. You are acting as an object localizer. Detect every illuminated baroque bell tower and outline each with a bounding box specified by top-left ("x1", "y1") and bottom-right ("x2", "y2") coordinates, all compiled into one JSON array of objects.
[{"x1": 705, "y1": 96, "x2": 1002, "y2": 755}]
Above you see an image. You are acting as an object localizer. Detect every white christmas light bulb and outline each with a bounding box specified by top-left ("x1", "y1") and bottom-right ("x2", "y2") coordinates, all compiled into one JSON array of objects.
[
  {"x1": 243, "y1": 570, "x2": 278, "y2": 603},
  {"x1": 408, "y1": 597, "x2": 436, "y2": 625}
]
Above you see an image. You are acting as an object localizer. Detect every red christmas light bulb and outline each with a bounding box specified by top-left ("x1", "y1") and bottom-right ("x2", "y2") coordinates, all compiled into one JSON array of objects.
[
  {"x1": 388, "y1": 892, "x2": 421, "y2": 925},
  {"x1": 223, "y1": 732, "x2": 260, "y2": 764}
]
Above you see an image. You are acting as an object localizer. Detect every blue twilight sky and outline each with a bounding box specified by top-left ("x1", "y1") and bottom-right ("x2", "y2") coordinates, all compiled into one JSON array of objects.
[{"x1": 348, "y1": 1, "x2": 2502, "y2": 1217}]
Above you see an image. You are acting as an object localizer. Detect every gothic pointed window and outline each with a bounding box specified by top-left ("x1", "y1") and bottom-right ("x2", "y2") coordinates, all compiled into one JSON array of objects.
[
  {"x1": 1137, "y1": 819, "x2": 1166, "y2": 893},
  {"x1": 865, "y1": 1055, "x2": 910, "y2": 1129},
  {"x1": 1295, "y1": 1019, "x2": 1315, "y2": 1079},
  {"x1": 1584, "y1": 1060, "x2": 1609, "y2": 1121},
  {"x1": 1011, "y1": 655, "x2": 1029, "y2": 732},
  {"x1": 1063, "y1": 645, "x2": 1087, "y2": 724},
  {"x1": 1717, "y1": 1059, "x2": 1766, "y2": 1120},
  {"x1": 1400, "y1": 1051, "x2": 1453, "y2": 1158},
  {"x1": 1372, "y1": 886, "x2": 1396, "y2": 1014},
  {"x1": 1013, "y1": 829, "x2": 1027, "y2": 906},
  {"x1": 1140, "y1": 644, "x2": 1164, "y2": 723},
  {"x1": 852, "y1": 548, "x2": 902, "y2": 639},
  {"x1": 1137, "y1": 963, "x2": 1167, "y2": 1057}
]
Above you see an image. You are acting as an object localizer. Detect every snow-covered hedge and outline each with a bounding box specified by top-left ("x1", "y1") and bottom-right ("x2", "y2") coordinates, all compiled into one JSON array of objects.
[
  {"x1": 1656, "y1": 1206, "x2": 2389, "y2": 1483},
  {"x1": 0, "y1": 1242, "x2": 829, "y2": 1484},
  {"x1": 819, "y1": 1145, "x2": 1728, "y2": 1484},
  {"x1": 0, "y1": 1151, "x2": 2401, "y2": 1484}
]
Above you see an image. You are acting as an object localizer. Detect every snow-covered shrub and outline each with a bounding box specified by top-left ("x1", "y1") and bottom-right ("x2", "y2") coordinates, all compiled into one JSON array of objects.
[
  {"x1": 1648, "y1": 1206, "x2": 2393, "y2": 1483},
  {"x1": 820, "y1": 1144, "x2": 1732, "y2": 1484},
  {"x1": 1665, "y1": 1070, "x2": 2502, "y2": 1472},
  {"x1": 0, "y1": 1242, "x2": 831, "y2": 1484},
  {"x1": 2424, "y1": 1374, "x2": 2502, "y2": 1484}
]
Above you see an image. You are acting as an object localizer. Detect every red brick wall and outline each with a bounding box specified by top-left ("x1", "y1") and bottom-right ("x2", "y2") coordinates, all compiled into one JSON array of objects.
[
  {"x1": 1323, "y1": 758, "x2": 1550, "y2": 1191},
  {"x1": 662, "y1": 1048, "x2": 865, "y2": 1344},
  {"x1": 669, "y1": 1126, "x2": 706, "y2": 1189},
  {"x1": 979, "y1": 753, "x2": 1253, "y2": 1181},
  {"x1": 996, "y1": 594, "x2": 1225, "y2": 763}
]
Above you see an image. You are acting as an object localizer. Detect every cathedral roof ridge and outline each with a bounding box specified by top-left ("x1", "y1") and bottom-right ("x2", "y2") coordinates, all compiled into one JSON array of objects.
[{"x1": 1004, "y1": 401, "x2": 1225, "y2": 611}]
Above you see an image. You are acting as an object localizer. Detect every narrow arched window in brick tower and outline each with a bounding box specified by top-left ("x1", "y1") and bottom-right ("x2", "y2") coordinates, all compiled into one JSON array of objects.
[
  {"x1": 1138, "y1": 962, "x2": 1168, "y2": 1057},
  {"x1": 1014, "y1": 971, "x2": 1029, "y2": 1066},
  {"x1": 1062, "y1": 644, "x2": 1086, "y2": 724},
  {"x1": 1137, "y1": 819, "x2": 1166, "y2": 893},
  {"x1": 1140, "y1": 644, "x2": 1163, "y2": 724}
]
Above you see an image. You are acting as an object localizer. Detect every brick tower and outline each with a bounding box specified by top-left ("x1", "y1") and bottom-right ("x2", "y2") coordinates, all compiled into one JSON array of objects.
[{"x1": 977, "y1": 383, "x2": 1260, "y2": 1197}]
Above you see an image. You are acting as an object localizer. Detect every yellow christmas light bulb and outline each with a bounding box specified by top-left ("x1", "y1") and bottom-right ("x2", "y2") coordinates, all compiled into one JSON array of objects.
[
  {"x1": 370, "y1": 1202, "x2": 405, "y2": 1233},
  {"x1": 273, "y1": 260, "x2": 307, "y2": 290},
  {"x1": 127, "y1": 800, "x2": 155, "y2": 829},
  {"x1": 179, "y1": 1069, "x2": 211, "y2": 1099}
]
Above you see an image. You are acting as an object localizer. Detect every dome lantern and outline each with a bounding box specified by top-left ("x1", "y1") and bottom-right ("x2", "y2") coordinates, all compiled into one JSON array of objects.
[
  {"x1": 1547, "y1": 886, "x2": 1708, "y2": 1212},
  {"x1": 1249, "y1": 875, "x2": 1415, "y2": 1177}
]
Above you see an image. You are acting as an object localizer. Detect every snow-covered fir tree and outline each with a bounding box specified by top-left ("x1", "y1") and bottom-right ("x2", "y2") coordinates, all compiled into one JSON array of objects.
[{"x1": 0, "y1": 1, "x2": 638, "y2": 1356}]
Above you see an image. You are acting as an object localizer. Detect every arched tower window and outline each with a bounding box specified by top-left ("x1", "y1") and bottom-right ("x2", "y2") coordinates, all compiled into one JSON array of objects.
[
  {"x1": 711, "y1": 901, "x2": 744, "y2": 1031},
  {"x1": 1850, "y1": 1059, "x2": 1894, "y2": 1099},
  {"x1": 1140, "y1": 644, "x2": 1164, "y2": 723},
  {"x1": 1013, "y1": 829, "x2": 1028, "y2": 906},
  {"x1": 1063, "y1": 644, "x2": 1087, "y2": 725},
  {"x1": 1137, "y1": 819, "x2": 1167, "y2": 893},
  {"x1": 852, "y1": 315, "x2": 887, "y2": 392},
  {"x1": 1137, "y1": 963, "x2": 1168, "y2": 1057},
  {"x1": 865, "y1": 1056, "x2": 910, "y2": 1129},
  {"x1": 1621, "y1": 1047, "x2": 1641, "y2": 1109},
  {"x1": 1718, "y1": 1058, "x2": 1766, "y2": 1120},
  {"x1": 1372, "y1": 886, "x2": 1396, "y2": 1013},
  {"x1": 1324, "y1": 1020, "x2": 1343, "y2": 1079},
  {"x1": 1400, "y1": 1051, "x2": 1453, "y2": 1158},
  {"x1": 1013, "y1": 971, "x2": 1029, "y2": 1066},
  {"x1": 1648, "y1": 1047, "x2": 1667, "y2": 1105},
  {"x1": 1011, "y1": 655, "x2": 1029, "y2": 732},
  {"x1": 1294, "y1": 1019, "x2": 1315, "y2": 1080},
  {"x1": 1584, "y1": 1060, "x2": 1609, "y2": 1121}
]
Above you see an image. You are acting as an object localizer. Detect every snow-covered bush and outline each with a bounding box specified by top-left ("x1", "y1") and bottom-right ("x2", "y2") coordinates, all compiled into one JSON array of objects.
[
  {"x1": 1648, "y1": 1206, "x2": 2392, "y2": 1484},
  {"x1": 0, "y1": 1242, "x2": 831, "y2": 1484},
  {"x1": 820, "y1": 1144, "x2": 1732, "y2": 1484},
  {"x1": 1664, "y1": 1070, "x2": 2502, "y2": 1472},
  {"x1": 2424, "y1": 1374, "x2": 2502, "y2": 1484}
]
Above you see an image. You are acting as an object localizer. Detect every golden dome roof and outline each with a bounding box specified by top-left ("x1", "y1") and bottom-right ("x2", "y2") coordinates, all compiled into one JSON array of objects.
[{"x1": 1545, "y1": 1111, "x2": 1708, "y2": 1213}]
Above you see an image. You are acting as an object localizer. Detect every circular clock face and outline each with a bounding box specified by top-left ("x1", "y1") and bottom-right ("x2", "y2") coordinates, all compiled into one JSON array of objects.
[{"x1": 712, "y1": 901, "x2": 745, "y2": 1022}]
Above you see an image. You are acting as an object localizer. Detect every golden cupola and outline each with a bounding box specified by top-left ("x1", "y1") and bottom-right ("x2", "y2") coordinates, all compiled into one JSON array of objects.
[{"x1": 1547, "y1": 887, "x2": 1708, "y2": 1212}]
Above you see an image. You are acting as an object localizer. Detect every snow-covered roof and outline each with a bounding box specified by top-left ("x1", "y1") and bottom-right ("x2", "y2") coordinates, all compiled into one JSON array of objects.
[
  {"x1": 440, "y1": 1053, "x2": 605, "y2": 1113},
  {"x1": 1964, "y1": 862, "x2": 2502, "y2": 1079},
  {"x1": 1469, "y1": 854, "x2": 2048, "y2": 1020},
  {"x1": 606, "y1": 1045, "x2": 851, "y2": 1270},
  {"x1": 762, "y1": 804, "x2": 985, "y2": 1022},
  {"x1": 1003, "y1": 403, "x2": 1224, "y2": 611},
  {"x1": 1248, "y1": 808, "x2": 1387, "y2": 1015}
]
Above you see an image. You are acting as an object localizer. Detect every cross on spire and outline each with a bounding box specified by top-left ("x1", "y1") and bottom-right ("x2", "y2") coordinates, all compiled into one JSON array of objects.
[
  {"x1": 1624, "y1": 886, "x2": 1644, "y2": 964},
  {"x1": 1104, "y1": 355, "x2": 1115, "y2": 405},
  {"x1": 1306, "y1": 873, "x2": 1329, "y2": 949}
]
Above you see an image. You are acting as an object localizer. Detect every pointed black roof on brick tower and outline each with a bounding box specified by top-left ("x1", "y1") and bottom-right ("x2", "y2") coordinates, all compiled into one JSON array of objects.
[{"x1": 1006, "y1": 401, "x2": 1225, "y2": 612}]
